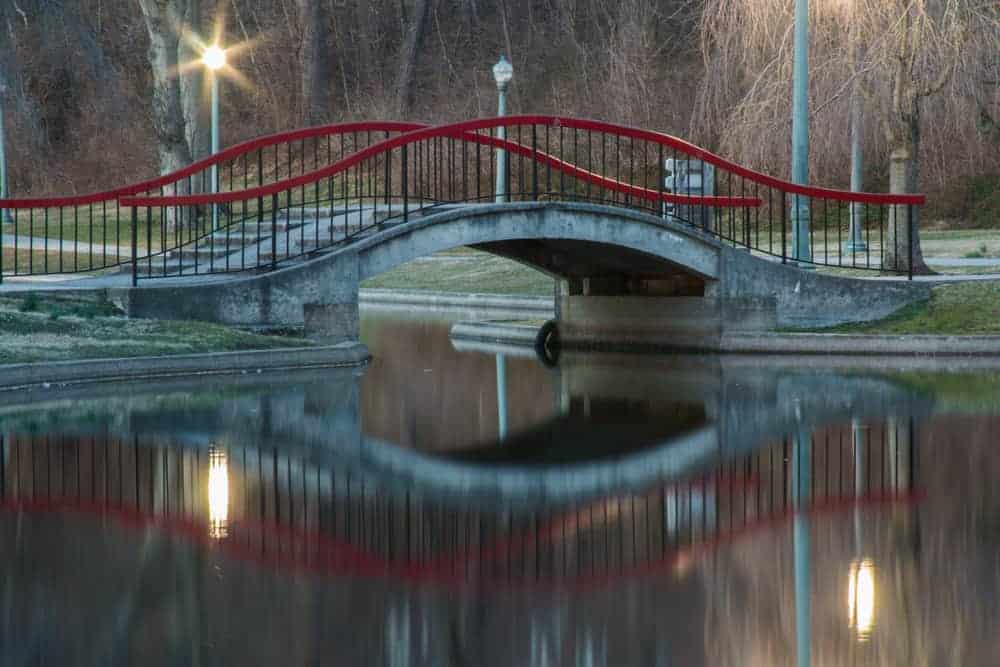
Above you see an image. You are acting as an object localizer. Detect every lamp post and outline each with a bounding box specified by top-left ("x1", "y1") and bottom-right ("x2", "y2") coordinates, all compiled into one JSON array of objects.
[
  {"x1": 844, "y1": 0, "x2": 868, "y2": 253},
  {"x1": 790, "y1": 0, "x2": 813, "y2": 267},
  {"x1": 202, "y1": 44, "x2": 226, "y2": 229},
  {"x1": 492, "y1": 56, "x2": 513, "y2": 203},
  {"x1": 0, "y1": 81, "x2": 10, "y2": 224}
]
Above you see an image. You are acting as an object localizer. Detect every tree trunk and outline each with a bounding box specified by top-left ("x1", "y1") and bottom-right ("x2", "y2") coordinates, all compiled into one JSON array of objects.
[
  {"x1": 884, "y1": 108, "x2": 933, "y2": 275},
  {"x1": 297, "y1": 0, "x2": 334, "y2": 125},
  {"x1": 179, "y1": 0, "x2": 210, "y2": 165},
  {"x1": 138, "y1": 0, "x2": 192, "y2": 228},
  {"x1": 395, "y1": 0, "x2": 431, "y2": 117}
]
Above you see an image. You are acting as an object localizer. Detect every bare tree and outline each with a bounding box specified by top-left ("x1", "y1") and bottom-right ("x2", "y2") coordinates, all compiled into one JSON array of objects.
[
  {"x1": 695, "y1": 0, "x2": 1000, "y2": 274},
  {"x1": 297, "y1": 0, "x2": 334, "y2": 125},
  {"x1": 396, "y1": 0, "x2": 431, "y2": 116},
  {"x1": 179, "y1": 0, "x2": 210, "y2": 163},
  {"x1": 871, "y1": 0, "x2": 976, "y2": 273},
  {"x1": 137, "y1": 0, "x2": 193, "y2": 181}
]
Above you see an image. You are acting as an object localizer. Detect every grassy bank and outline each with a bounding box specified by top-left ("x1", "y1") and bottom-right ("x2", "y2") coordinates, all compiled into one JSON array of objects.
[
  {"x1": 0, "y1": 295, "x2": 313, "y2": 364},
  {"x1": 361, "y1": 251, "x2": 554, "y2": 296},
  {"x1": 817, "y1": 282, "x2": 1000, "y2": 335}
]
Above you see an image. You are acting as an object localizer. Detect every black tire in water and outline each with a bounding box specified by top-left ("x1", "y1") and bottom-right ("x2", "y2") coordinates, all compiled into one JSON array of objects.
[{"x1": 534, "y1": 319, "x2": 560, "y2": 367}]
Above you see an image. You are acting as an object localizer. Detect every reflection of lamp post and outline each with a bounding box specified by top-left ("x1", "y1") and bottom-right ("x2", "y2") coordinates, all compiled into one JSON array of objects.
[
  {"x1": 847, "y1": 419, "x2": 875, "y2": 641},
  {"x1": 792, "y1": 428, "x2": 812, "y2": 667},
  {"x1": 492, "y1": 56, "x2": 513, "y2": 203},
  {"x1": 496, "y1": 353, "x2": 508, "y2": 440},
  {"x1": 208, "y1": 446, "x2": 229, "y2": 539},
  {"x1": 202, "y1": 44, "x2": 226, "y2": 229},
  {"x1": 790, "y1": 0, "x2": 813, "y2": 267}
]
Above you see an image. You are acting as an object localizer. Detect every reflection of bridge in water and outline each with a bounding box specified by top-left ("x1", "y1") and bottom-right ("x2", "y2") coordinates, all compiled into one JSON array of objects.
[
  {"x1": 0, "y1": 360, "x2": 937, "y2": 665},
  {"x1": 1, "y1": 408, "x2": 920, "y2": 587}
]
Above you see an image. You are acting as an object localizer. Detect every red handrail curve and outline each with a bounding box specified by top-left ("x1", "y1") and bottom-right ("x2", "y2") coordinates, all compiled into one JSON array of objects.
[
  {"x1": 121, "y1": 115, "x2": 924, "y2": 209},
  {"x1": 0, "y1": 121, "x2": 425, "y2": 209},
  {"x1": 121, "y1": 117, "x2": 763, "y2": 209}
]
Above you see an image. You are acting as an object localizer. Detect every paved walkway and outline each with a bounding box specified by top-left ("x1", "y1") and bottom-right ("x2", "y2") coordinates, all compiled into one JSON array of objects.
[
  {"x1": 2, "y1": 234, "x2": 1000, "y2": 295},
  {"x1": 2, "y1": 233, "x2": 133, "y2": 258}
]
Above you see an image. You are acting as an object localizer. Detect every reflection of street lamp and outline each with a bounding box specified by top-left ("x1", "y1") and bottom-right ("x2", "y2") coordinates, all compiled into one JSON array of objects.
[
  {"x1": 848, "y1": 558, "x2": 875, "y2": 641},
  {"x1": 202, "y1": 44, "x2": 226, "y2": 229},
  {"x1": 208, "y1": 446, "x2": 229, "y2": 539},
  {"x1": 492, "y1": 56, "x2": 513, "y2": 203},
  {"x1": 847, "y1": 419, "x2": 874, "y2": 641}
]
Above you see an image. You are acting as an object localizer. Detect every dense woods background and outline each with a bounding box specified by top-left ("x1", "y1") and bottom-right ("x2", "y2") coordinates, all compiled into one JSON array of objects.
[{"x1": 0, "y1": 0, "x2": 997, "y2": 223}]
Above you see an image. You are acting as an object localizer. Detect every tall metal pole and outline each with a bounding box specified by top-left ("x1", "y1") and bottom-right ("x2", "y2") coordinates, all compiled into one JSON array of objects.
[
  {"x1": 790, "y1": 0, "x2": 813, "y2": 266},
  {"x1": 210, "y1": 71, "x2": 220, "y2": 230},
  {"x1": 0, "y1": 83, "x2": 10, "y2": 224},
  {"x1": 495, "y1": 86, "x2": 507, "y2": 203},
  {"x1": 844, "y1": 0, "x2": 868, "y2": 253},
  {"x1": 492, "y1": 55, "x2": 512, "y2": 204}
]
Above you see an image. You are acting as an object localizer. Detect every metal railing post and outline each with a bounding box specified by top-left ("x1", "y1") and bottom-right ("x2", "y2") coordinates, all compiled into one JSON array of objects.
[
  {"x1": 271, "y1": 193, "x2": 278, "y2": 272},
  {"x1": 131, "y1": 206, "x2": 138, "y2": 287},
  {"x1": 908, "y1": 203, "x2": 914, "y2": 281},
  {"x1": 781, "y1": 191, "x2": 788, "y2": 264},
  {"x1": 658, "y1": 144, "x2": 665, "y2": 219},
  {"x1": 532, "y1": 125, "x2": 539, "y2": 200},
  {"x1": 402, "y1": 144, "x2": 409, "y2": 223}
]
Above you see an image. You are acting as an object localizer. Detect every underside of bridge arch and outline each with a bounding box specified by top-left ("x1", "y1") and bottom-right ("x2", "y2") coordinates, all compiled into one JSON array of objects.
[{"x1": 471, "y1": 239, "x2": 708, "y2": 298}]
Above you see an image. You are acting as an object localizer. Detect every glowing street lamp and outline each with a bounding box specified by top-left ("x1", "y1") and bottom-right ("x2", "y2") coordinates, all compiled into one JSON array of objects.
[
  {"x1": 492, "y1": 56, "x2": 513, "y2": 203},
  {"x1": 202, "y1": 44, "x2": 227, "y2": 229}
]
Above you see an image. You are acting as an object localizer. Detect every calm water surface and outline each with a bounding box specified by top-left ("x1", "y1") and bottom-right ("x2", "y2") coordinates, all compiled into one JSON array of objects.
[{"x1": 1, "y1": 309, "x2": 998, "y2": 665}]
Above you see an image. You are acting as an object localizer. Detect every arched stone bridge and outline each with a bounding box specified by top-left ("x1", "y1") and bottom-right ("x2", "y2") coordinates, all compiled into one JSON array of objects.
[
  {"x1": 1, "y1": 116, "x2": 929, "y2": 347},
  {"x1": 116, "y1": 201, "x2": 926, "y2": 347}
]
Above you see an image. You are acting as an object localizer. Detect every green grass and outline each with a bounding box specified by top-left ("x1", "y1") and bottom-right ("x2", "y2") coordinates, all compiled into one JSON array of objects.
[
  {"x1": 361, "y1": 251, "x2": 554, "y2": 296},
  {"x1": 890, "y1": 371, "x2": 1000, "y2": 413},
  {"x1": 816, "y1": 282, "x2": 1000, "y2": 335},
  {"x1": 0, "y1": 295, "x2": 313, "y2": 364}
]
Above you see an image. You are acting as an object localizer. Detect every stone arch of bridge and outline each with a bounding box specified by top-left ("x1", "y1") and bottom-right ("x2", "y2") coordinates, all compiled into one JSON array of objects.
[{"x1": 354, "y1": 202, "x2": 723, "y2": 297}]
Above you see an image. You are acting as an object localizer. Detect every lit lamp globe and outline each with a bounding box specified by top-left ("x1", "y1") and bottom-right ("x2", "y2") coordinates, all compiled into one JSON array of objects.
[
  {"x1": 202, "y1": 44, "x2": 227, "y2": 71},
  {"x1": 492, "y1": 55, "x2": 513, "y2": 92}
]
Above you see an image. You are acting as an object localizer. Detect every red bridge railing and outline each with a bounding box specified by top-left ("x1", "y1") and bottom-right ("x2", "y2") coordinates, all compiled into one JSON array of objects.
[
  {"x1": 2, "y1": 116, "x2": 925, "y2": 283},
  {"x1": 0, "y1": 121, "x2": 422, "y2": 279}
]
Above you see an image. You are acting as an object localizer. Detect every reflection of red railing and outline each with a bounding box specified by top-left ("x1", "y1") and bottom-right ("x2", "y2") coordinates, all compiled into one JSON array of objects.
[{"x1": 0, "y1": 488, "x2": 922, "y2": 592}]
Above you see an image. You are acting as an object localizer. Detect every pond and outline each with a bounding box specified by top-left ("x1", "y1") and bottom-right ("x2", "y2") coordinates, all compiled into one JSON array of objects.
[{"x1": 0, "y1": 309, "x2": 998, "y2": 665}]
